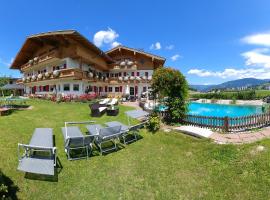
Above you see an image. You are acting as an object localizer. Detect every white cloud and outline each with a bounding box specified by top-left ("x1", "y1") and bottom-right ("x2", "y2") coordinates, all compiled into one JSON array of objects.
[
  {"x1": 150, "y1": 42, "x2": 161, "y2": 50},
  {"x1": 171, "y1": 54, "x2": 181, "y2": 61},
  {"x1": 111, "y1": 41, "x2": 121, "y2": 48},
  {"x1": 188, "y1": 67, "x2": 270, "y2": 79},
  {"x1": 188, "y1": 31, "x2": 270, "y2": 80},
  {"x1": 241, "y1": 48, "x2": 270, "y2": 68},
  {"x1": 165, "y1": 45, "x2": 174, "y2": 50},
  {"x1": 93, "y1": 28, "x2": 120, "y2": 48},
  {"x1": 242, "y1": 32, "x2": 270, "y2": 47}
]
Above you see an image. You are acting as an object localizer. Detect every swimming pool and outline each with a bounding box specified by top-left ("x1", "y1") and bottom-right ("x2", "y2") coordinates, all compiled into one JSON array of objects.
[{"x1": 188, "y1": 102, "x2": 262, "y2": 117}]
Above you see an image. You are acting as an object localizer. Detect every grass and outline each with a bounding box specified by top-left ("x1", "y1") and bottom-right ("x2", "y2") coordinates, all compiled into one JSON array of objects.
[{"x1": 1, "y1": 100, "x2": 270, "y2": 199}]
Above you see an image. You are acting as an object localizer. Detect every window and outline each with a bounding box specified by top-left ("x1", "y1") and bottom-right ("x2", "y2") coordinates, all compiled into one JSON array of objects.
[
  {"x1": 143, "y1": 87, "x2": 147, "y2": 92},
  {"x1": 115, "y1": 87, "x2": 119, "y2": 92},
  {"x1": 73, "y1": 84, "x2": 80, "y2": 91},
  {"x1": 145, "y1": 72, "x2": 149, "y2": 77},
  {"x1": 89, "y1": 86, "x2": 93, "y2": 92},
  {"x1": 136, "y1": 72, "x2": 140, "y2": 76},
  {"x1": 115, "y1": 73, "x2": 118, "y2": 77},
  {"x1": 43, "y1": 85, "x2": 47, "y2": 91},
  {"x1": 131, "y1": 72, "x2": 134, "y2": 76},
  {"x1": 109, "y1": 87, "x2": 113, "y2": 92},
  {"x1": 63, "y1": 84, "x2": 70, "y2": 91},
  {"x1": 119, "y1": 72, "x2": 122, "y2": 76},
  {"x1": 124, "y1": 72, "x2": 127, "y2": 76}
]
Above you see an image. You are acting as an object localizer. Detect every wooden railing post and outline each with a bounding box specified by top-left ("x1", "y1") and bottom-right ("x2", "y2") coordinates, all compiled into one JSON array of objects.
[{"x1": 224, "y1": 116, "x2": 229, "y2": 132}]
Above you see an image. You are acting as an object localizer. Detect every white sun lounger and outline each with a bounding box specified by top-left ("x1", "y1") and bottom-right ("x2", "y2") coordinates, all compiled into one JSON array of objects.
[
  {"x1": 99, "y1": 98, "x2": 110, "y2": 105},
  {"x1": 107, "y1": 98, "x2": 118, "y2": 106},
  {"x1": 17, "y1": 128, "x2": 57, "y2": 176}
]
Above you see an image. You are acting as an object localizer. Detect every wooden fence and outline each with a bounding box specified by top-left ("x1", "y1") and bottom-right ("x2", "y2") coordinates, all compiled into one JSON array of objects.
[{"x1": 159, "y1": 112, "x2": 270, "y2": 132}]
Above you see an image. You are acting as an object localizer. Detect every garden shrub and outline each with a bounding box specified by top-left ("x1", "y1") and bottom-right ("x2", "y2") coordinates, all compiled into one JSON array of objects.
[{"x1": 146, "y1": 112, "x2": 161, "y2": 132}]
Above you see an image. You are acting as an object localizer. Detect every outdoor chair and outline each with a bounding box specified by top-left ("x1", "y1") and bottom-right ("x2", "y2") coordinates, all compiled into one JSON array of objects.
[
  {"x1": 61, "y1": 121, "x2": 95, "y2": 160},
  {"x1": 105, "y1": 121, "x2": 145, "y2": 144},
  {"x1": 17, "y1": 128, "x2": 57, "y2": 176},
  {"x1": 99, "y1": 98, "x2": 110, "y2": 105},
  {"x1": 86, "y1": 124, "x2": 122, "y2": 155},
  {"x1": 89, "y1": 103, "x2": 107, "y2": 117},
  {"x1": 107, "y1": 98, "x2": 118, "y2": 106}
]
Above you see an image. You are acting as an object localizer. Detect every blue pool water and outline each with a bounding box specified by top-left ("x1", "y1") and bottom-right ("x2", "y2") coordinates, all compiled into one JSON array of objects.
[{"x1": 188, "y1": 102, "x2": 262, "y2": 117}]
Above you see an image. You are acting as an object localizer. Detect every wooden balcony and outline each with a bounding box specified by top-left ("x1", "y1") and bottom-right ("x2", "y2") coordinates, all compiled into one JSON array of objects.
[
  {"x1": 21, "y1": 69, "x2": 91, "y2": 84},
  {"x1": 109, "y1": 61, "x2": 138, "y2": 71},
  {"x1": 19, "y1": 69, "x2": 152, "y2": 84},
  {"x1": 16, "y1": 79, "x2": 23, "y2": 84},
  {"x1": 21, "y1": 50, "x2": 59, "y2": 71}
]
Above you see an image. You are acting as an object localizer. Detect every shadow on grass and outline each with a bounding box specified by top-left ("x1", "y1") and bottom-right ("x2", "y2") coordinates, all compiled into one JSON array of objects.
[{"x1": 0, "y1": 170, "x2": 19, "y2": 200}]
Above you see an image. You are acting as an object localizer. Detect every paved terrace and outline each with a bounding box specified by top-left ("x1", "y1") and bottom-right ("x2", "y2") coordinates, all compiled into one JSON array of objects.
[{"x1": 173, "y1": 126, "x2": 270, "y2": 144}]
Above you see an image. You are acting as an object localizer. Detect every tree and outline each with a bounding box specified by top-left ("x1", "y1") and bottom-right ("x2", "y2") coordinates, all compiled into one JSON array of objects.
[
  {"x1": 152, "y1": 67, "x2": 189, "y2": 123},
  {"x1": 0, "y1": 77, "x2": 9, "y2": 87}
]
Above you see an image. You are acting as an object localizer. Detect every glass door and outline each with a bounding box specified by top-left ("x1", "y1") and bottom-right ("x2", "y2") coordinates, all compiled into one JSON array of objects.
[{"x1": 130, "y1": 87, "x2": 135, "y2": 96}]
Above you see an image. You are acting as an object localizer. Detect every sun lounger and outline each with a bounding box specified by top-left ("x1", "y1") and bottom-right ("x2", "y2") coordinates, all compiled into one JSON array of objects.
[
  {"x1": 89, "y1": 103, "x2": 107, "y2": 117},
  {"x1": 61, "y1": 121, "x2": 95, "y2": 160},
  {"x1": 107, "y1": 98, "x2": 118, "y2": 106},
  {"x1": 99, "y1": 98, "x2": 110, "y2": 105},
  {"x1": 17, "y1": 128, "x2": 57, "y2": 176},
  {"x1": 105, "y1": 121, "x2": 145, "y2": 144},
  {"x1": 125, "y1": 110, "x2": 149, "y2": 125},
  {"x1": 86, "y1": 124, "x2": 121, "y2": 154}
]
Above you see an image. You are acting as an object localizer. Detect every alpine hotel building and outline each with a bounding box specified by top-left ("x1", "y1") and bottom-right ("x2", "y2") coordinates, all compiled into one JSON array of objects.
[{"x1": 11, "y1": 30, "x2": 166, "y2": 98}]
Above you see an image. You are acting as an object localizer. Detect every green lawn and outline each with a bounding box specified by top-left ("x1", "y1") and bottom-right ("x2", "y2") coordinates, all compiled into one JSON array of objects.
[{"x1": 1, "y1": 100, "x2": 270, "y2": 199}]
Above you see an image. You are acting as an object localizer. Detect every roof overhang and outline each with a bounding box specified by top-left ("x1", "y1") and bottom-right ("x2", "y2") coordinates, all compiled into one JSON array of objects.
[
  {"x1": 10, "y1": 30, "x2": 114, "y2": 69},
  {"x1": 106, "y1": 45, "x2": 166, "y2": 65}
]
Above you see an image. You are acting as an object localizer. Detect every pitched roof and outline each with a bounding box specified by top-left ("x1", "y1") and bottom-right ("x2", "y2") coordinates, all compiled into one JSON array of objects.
[
  {"x1": 106, "y1": 45, "x2": 166, "y2": 63},
  {"x1": 10, "y1": 30, "x2": 113, "y2": 69},
  {"x1": 1, "y1": 84, "x2": 24, "y2": 90}
]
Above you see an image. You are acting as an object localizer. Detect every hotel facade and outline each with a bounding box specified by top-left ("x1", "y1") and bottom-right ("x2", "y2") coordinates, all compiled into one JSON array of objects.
[{"x1": 11, "y1": 30, "x2": 165, "y2": 98}]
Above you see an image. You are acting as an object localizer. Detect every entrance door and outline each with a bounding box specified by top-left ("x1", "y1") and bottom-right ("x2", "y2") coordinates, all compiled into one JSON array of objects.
[{"x1": 130, "y1": 87, "x2": 135, "y2": 96}]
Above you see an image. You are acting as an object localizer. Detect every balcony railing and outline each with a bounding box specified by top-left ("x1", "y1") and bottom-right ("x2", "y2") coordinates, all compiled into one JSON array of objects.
[
  {"x1": 109, "y1": 61, "x2": 138, "y2": 70},
  {"x1": 18, "y1": 69, "x2": 152, "y2": 84},
  {"x1": 21, "y1": 50, "x2": 59, "y2": 71},
  {"x1": 19, "y1": 69, "x2": 87, "y2": 83}
]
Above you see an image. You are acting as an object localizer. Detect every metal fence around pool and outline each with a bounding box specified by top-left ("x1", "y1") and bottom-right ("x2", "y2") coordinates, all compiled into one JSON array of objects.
[{"x1": 183, "y1": 113, "x2": 270, "y2": 132}]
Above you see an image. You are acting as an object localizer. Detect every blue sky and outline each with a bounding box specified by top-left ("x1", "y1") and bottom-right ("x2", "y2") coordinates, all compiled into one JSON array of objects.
[{"x1": 1, "y1": 0, "x2": 270, "y2": 85}]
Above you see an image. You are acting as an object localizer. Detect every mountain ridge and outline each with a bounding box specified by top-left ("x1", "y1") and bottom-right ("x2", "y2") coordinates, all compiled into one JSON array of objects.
[{"x1": 190, "y1": 78, "x2": 270, "y2": 92}]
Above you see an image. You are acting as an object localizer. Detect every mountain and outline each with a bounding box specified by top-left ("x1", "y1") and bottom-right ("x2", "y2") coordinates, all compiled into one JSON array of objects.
[
  {"x1": 190, "y1": 84, "x2": 215, "y2": 91},
  {"x1": 190, "y1": 78, "x2": 270, "y2": 92}
]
